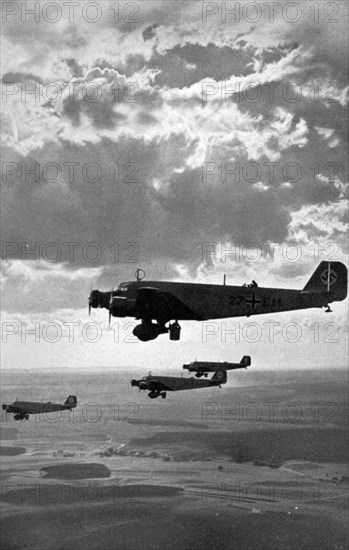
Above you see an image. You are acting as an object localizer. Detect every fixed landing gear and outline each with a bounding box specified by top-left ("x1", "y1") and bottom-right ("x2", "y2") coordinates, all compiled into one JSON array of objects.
[
  {"x1": 169, "y1": 321, "x2": 181, "y2": 341},
  {"x1": 132, "y1": 320, "x2": 182, "y2": 341},
  {"x1": 148, "y1": 391, "x2": 158, "y2": 399},
  {"x1": 148, "y1": 391, "x2": 167, "y2": 399},
  {"x1": 324, "y1": 305, "x2": 333, "y2": 313},
  {"x1": 14, "y1": 413, "x2": 29, "y2": 421},
  {"x1": 133, "y1": 320, "x2": 168, "y2": 342}
]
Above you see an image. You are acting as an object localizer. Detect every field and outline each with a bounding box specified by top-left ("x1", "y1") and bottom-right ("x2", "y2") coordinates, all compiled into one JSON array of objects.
[{"x1": 1, "y1": 368, "x2": 348, "y2": 550}]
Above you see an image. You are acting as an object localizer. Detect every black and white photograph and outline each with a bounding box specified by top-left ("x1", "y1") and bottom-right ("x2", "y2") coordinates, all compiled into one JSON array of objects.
[{"x1": 1, "y1": 1, "x2": 348, "y2": 548}]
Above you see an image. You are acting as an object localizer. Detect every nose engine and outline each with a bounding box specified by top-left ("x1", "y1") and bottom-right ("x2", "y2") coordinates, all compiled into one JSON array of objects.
[{"x1": 88, "y1": 289, "x2": 102, "y2": 313}]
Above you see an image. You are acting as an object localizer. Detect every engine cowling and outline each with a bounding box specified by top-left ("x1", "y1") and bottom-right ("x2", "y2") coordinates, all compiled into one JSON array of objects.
[{"x1": 90, "y1": 290, "x2": 102, "y2": 308}]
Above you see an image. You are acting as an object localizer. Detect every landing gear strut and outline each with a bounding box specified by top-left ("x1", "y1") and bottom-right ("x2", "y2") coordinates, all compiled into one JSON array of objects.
[{"x1": 324, "y1": 305, "x2": 333, "y2": 313}]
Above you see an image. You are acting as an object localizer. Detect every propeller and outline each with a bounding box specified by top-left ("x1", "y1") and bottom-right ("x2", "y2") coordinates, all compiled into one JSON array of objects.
[
  {"x1": 108, "y1": 288, "x2": 114, "y2": 326},
  {"x1": 88, "y1": 285, "x2": 93, "y2": 316}
]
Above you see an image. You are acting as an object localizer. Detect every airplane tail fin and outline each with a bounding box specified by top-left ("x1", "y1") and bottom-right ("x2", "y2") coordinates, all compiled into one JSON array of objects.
[
  {"x1": 64, "y1": 395, "x2": 77, "y2": 408},
  {"x1": 303, "y1": 261, "x2": 347, "y2": 301},
  {"x1": 240, "y1": 356, "x2": 251, "y2": 367},
  {"x1": 211, "y1": 370, "x2": 227, "y2": 384}
]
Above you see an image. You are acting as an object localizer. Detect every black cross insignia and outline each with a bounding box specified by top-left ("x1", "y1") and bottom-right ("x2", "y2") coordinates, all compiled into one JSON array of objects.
[{"x1": 245, "y1": 294, "x2": 262, "y2": 310}]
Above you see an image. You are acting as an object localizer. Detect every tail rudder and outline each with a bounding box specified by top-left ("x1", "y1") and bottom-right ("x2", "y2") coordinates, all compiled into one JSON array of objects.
[
  {"x1": 240, "y1": 356, "x2": 251, "y2": 367},
  {"x1": 303, "y1": 261, "x2": 347, "y2": 301},
  {"x1": 211, "y1": 370, "x2": 227, "y2": 384},
  {"x1": 64, "y1": 395, "x2": 77, "y2": 408}
]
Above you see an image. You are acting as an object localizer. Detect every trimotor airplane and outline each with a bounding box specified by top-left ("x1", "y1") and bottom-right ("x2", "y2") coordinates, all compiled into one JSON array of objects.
[
  {"x1": 88, "y1": 261, "x2": 347, "y2": 342},
  {"x1": 183, "y1": 355, "x2": 251, "y2": 377},
  {"x1": 2, "y1": 395, "x2": 77, "y2": 421},
  {"x1": 131, "y1": 370, "x2": 227, "y2": 399}
]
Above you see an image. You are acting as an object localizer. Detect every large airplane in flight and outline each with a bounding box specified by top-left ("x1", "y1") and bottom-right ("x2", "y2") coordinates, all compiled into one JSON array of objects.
[
  {"x1": 88, "y1": 261, "x2": 347, "y2": 342},
  {"x1": 183, "y1": 355, "x2": 251, "y2": 377},
  {"x1": 2, "y1": 395, "x2": 77, "y2": 421},
  {"x1": 131, "y1": 369, "x2": 227, "y2": 399}
]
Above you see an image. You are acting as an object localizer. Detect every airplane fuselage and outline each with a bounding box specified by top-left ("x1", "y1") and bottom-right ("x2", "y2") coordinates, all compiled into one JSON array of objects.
[
  {"x1": 141, "y1": 375, "x2": 221, "y2": 391},
  {"x1": 2, "y1": 396, "x2": 77, "y2": 420},
  {"x1": 131, "y1": 369, "x2": 227, "y2": 398},
  {"x1": 89, "y1": 262, "x2": 347, "y2": 341},
  {"x1": 101, "y1": 281, "x2": 330, "y2": 320},
  {"x1": 3, "y1": 402, "x2": 72, "y2": 415}
]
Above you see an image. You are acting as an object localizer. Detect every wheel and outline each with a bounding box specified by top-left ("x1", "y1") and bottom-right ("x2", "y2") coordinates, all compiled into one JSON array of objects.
[
  {"x1": 161, "y1": 392, "x2": 167, "y2": 399},
  {"x1": 148, "y1": 392, "x2": 158, "y2": 399},
  {"x1": 169, "y1": 321, "x2": 181, "y2": 341}
]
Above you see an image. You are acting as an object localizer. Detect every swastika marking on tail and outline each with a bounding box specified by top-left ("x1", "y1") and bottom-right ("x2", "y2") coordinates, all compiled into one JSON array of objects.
[{"x1": 320, "y1": 269, "x2": 337, "y2": 287}]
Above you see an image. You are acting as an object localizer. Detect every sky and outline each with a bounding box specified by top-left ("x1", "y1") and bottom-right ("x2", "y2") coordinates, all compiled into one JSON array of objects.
[{"x1": 1, "y1": 0, "x2": 348, "y2": 371}]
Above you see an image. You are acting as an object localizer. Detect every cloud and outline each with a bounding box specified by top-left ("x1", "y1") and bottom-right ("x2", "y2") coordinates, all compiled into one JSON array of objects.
[{"x1": 1, "y1": 0, "x2": 348, "y2": 327}]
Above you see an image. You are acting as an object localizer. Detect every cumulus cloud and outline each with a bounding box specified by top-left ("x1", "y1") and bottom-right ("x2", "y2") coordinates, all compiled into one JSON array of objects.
[{"x1": 1, "y1": 0, "x2": 348, "y2": 326}]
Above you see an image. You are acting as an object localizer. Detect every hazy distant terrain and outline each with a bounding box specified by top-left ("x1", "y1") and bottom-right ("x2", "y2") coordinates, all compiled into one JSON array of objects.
[{"x1": 1, "y1": 369, "x2": 348, "y2": 550}]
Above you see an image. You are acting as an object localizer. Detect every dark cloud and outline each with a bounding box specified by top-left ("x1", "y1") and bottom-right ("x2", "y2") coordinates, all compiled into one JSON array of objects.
[
  {"x1": 143, "y1": 24, "x2": 159, "y2": 41},
  {"x1": 2, "y1": 0, "x2": 347, "y2": 320},
  {"x1": 149, "y1": 43, "x2": 257, "y2": 88}
]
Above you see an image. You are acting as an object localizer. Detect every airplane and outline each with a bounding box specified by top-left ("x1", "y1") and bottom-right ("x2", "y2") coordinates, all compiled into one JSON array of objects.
[
  {"x1": 183, "y1": 355, "x2": 251, "y2": 377},
  {"x1": 88, "y1": 261, "x2": 347, "y2": 342},
  {"x1": 2, "y1": 395, "x2": 77, "y2": 421},
  {"x1": 131, "y1": 369, "x2": 227, "y2": 399}
]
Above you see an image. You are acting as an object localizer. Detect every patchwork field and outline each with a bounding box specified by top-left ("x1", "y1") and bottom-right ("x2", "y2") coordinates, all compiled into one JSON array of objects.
[{"x1": 1, "y1": 369, "x2": 348, "y2": 549}]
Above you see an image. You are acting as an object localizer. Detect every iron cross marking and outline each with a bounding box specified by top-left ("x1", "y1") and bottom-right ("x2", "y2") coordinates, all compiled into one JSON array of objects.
[{"x1": 245, "y1": 294, "x2": 262, "y2": 310}]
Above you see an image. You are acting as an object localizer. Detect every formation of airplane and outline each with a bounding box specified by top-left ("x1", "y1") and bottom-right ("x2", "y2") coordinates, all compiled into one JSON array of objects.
[
  {"x1": 183, "y1": 355, "x2": 251, "y2": 377},
  {"x1": 131, "y1": 369, "x2": 227, "y2": 399},
  {"x1": 3, "y1": 261, "x2": 347, "y2": 416},
  {"x1": 88, "y1": 261, "x2": 347, "y2": 342},
  {"x1": 2, "y1": 395, "x2": 77, "y2": 421}
]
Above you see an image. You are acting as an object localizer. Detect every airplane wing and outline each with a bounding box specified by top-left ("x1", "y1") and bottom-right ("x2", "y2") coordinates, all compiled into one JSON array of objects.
[{"x1": 134, "y1": 287, "x2": 206, "y2": 322}]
